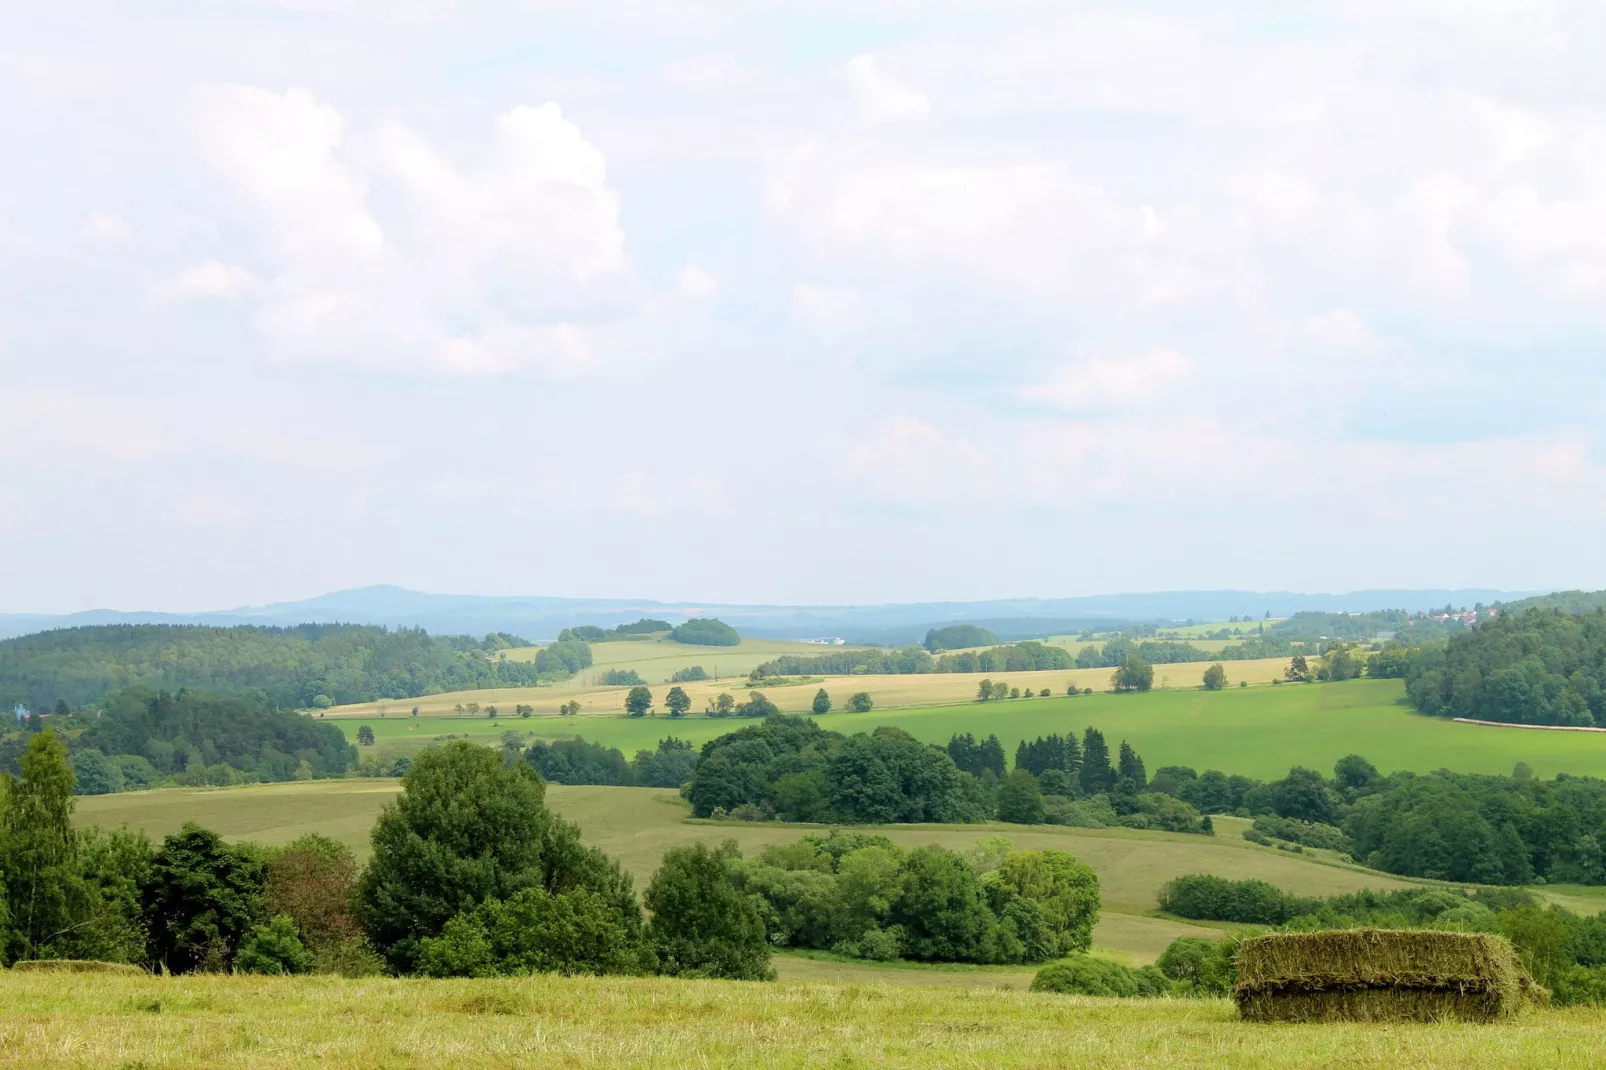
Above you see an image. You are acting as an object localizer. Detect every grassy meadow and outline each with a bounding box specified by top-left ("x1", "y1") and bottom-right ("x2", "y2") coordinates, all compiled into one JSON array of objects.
[
  {"x1": 324, "y1": 678, "x2": 1606, "y2": 781},
  {"x1": 3, "y1": 969, "x2": 1602, "y2": 1069},
  {"x1": 76, "y1": 778, "x2": 1428, "y2": 968}
]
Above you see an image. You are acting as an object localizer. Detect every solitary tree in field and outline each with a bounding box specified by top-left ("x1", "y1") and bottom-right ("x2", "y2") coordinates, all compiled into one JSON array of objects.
[
  {"x1": 812, "y1": 689, "x2": 832, "y2": 714},
  {"x1": 625, "y1": 686, "x2": 653, "y2": 717},
  {"x1": 466, "y1": 702, "x2": 481, "y2": 717},
  {"x1": 848, "y1": 692, "x2": 874, "y2": 713},
  {"x1": 665, "y1": 686, "x2": 691, "y2": 718},
  {"x1": 977, "y1": 678, "x2": 994, "y2": 702},
  {"x1": 1202, "y1": 664, "x2": 1228, "y2": 691},
  {"x1": 1286, "y1": 655, "x2": 1311, "y2": 683},
  {"x1": 486, "y1": 706, "x2": 498, "y2": 719},
  {"x1": 714, "y1": 692, "x2": 735, "y2": 715},
  {"x1": 1111, "y1": 654, "x2": 1154, "y2": 693},
  {"x1": 357, "y1": 725, "x2": 375, "y2": 746}
]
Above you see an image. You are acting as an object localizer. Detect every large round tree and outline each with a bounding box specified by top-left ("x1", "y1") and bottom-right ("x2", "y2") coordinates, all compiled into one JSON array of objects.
[{"x1": 358, "y1": 740, "x2": 638, "y2": 973}]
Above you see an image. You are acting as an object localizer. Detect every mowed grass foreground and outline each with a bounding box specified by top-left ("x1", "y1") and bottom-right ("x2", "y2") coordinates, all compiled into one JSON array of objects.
[
  {"x1": 1, "y1": 971, "x2": 1602, "y2": 1069},
  {"x1": 331, "y1": 679, "x2": 1606, "y2": 780}
]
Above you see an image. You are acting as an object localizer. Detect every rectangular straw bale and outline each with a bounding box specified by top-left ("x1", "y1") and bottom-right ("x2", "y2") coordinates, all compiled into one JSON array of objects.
[{"x1": 1235, "y1": 929, "x2": 1534, "y2": 1023}]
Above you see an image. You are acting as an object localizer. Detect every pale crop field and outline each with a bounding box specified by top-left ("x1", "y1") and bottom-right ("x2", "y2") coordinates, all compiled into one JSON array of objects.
[
  {"x1": 328, "y1": 655, "x2": 1296, "y2": 720},
  {"x1": 2, "y1": 970, "x2": 1602, "y2": 1069}
]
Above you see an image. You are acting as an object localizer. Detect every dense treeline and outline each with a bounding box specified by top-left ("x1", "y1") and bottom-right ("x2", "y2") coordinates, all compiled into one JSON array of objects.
[
  {"x1": 523, "y1": 736, "x2": 698, "y2": 789},
  {"x1": 668, "y1": 619, "x2": 740, "y2": 646},
  {"x1": 0, "y1": 687, "x2": 357, "y2": 790},
  {"x1": 1071, "y1": 635, "x2": 1294, "y2": 668},
  {"x1": 923, "y1": 625, "x2": 997, "y2": 652},
  {"x1": 0, "y1": 735, "x2": 772, "y2": 982},
  {"x1": 686, "y1": 716, "x2": 984, "y2": 823},
  {"x1": 678, "y1": 715, "x2": 1210, "y2": 834},
  {"x1": 1140, "y1": 752, "x2": 1606, "y2": 887},
  {"x1": 1403, "y1": 608, "x2": 1606, "y2": 726},
  {"x1": 0, "y1": 624, "x2": 580, "y2": 711},
  {"x1": 731, "y1": 831, "x2": 1099, "y2": 965},
  {"x1": 751, "y1": 640, "x2": 1072, "y2": 680}
]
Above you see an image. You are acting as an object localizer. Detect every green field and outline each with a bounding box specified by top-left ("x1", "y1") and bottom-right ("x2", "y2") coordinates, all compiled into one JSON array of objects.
[
  {"x1": 77, "y1": 778, "x2": 1425, "y2": 969},
  {"x1": 328, "y1": 679, "x2": 1606, "y2": 781},
  {"x1": 2, "y1": 970, "x2": 1600, "y2": 1068}
]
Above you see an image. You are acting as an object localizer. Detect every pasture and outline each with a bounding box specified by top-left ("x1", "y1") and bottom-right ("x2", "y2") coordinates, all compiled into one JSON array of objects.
[
  {"x1": 77, "y1": 778, "x2": 1422, "y2": 968},
  {"x1": 325, "y1": 678, "x2": 1606, "y2": 781},
  {"x1": 2, "y1": 970, "x2": 1601, "y2": 1068}
]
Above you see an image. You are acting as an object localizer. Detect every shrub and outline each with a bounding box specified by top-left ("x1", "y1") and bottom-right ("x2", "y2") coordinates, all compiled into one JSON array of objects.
[
  {"x1": 235, "y1": 915, "x2": 311, "y2": 975},
  {"x1": 1158, "y1": 874, "x2": 1318, "y2": 925},
  {"x1": 601, "y1": 669, "x2": 646, "y2": 686},
  {"x1": 1031, "y1": 954, "x2": 1171, "y2": 997},
  {"x1": 848, "y1": 692, "x2": 874, "y2": 713},
  {"x1": 416, "y1": 886, "x2": 648, "y2": 978},
  {"x1": 1156, "y1": 936, "x2": 1237, "y2": 994},
  {"x1": 671, "y1": 666, "x2": 709, "y2": 683}
]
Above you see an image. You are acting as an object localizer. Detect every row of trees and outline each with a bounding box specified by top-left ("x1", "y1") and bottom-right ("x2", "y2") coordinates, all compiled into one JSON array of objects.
[
  {"x1": 750, "y1": 641, "x2": 1073, "y2": 680},
  {"x1": 0, "y1": 624, "x2": 563, "y2": 712},
  {"x1": 0, "y1": 734, "x2": 773, "y2": 981},
  {"x1": 523, "y1": 736, "x2": 698, "y2": 788}
]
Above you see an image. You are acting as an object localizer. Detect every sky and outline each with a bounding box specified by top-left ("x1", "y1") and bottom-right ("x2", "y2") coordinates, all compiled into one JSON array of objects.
[{"x1": 3, "y1": 0, "x2": 1605, "y2": 613}]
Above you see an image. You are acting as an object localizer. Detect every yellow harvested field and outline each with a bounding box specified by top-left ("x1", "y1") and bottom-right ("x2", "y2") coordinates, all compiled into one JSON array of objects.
[{"x1": 330, "y1": 656, "x2": 1295, "y2": 719}]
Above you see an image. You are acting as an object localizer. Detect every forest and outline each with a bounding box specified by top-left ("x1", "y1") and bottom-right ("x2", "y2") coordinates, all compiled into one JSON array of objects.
[
  {"x1": 0, "y1": 624, "x2": 586, "y2": 711},
  {"x1": 1400, "y1": 608, "x2": 1606, "y2": 727}
]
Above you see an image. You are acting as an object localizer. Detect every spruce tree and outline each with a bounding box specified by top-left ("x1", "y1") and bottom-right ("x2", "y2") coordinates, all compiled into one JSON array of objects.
[
  {"x1": 1079, "y1": 728, "x2": 1114, "y2": 795},
  {"x1": 1117, "y1": 741, "x2": 1147, "y2": 790}
]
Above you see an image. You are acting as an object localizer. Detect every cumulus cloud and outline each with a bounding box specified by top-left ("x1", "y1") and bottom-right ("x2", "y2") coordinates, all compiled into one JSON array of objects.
[
  {"x1": 78, "y1": 212, "x2": 130, "y2": 243},
  {"x1": 1023, "y1": 350, "x2": 1195, "y2": 412},
  {"x1": 844, "y1": 54, "x2": 930, "y2": 124},
  {"x1": 192, "y1": 89, "x2": 639, "y2": 375},
  {"x1": 163, "y1": 261, "x2": 258, "y2": 301}
]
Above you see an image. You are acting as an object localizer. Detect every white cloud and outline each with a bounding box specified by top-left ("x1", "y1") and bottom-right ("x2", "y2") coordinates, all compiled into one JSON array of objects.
[
  {"x1": 193, "y1": 90, "x2": 638, "y2": 375},
  {"x1": 793, "y1": 283, "x2": 860, "y2": 335},
  {"x1": 844, "y1": 54, "x2": 930, "y2": 124},
  {"x1": 1023, "y1": 349, "x2": 1195, "y2": 412},
  {"x1": 164, "y1": 261, "x2": 258, "y2": 301},
  {"x1": 674, "y1": 263, "x2": 719, "y2": 300},
  {"x1": 197, "y1": 85, "x2": 382, "y2": 259},
  {"x1": 1297, "y1": 309, "x2": 1376, "y2": 353},
  {"x1": 78, "y1": 212, "x2": 130, "y2": 243},
  {"x1": 843, "y1": 415, "x2": 987, "y2": 505}
]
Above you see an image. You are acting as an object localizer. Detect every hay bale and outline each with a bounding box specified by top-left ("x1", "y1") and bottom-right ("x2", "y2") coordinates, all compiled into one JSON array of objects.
[
  {"x1": 10, "y1": 959, "x2": 147, "y2": 976},
  {"x1": 1235, "y1": 929, "x2": 1535, "y2": 1023}
]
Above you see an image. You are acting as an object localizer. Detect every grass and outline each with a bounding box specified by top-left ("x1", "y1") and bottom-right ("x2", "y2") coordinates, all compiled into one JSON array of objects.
[
  {"x1": 1, "y1": 971, "x2": 1603, "y2": 1068},
  {"x1": 327, "y1": 678, "x2": 1606, "y2": 781},
  {"x1": 77, "y1": 780, "x2": 1425, "y2": 965}
]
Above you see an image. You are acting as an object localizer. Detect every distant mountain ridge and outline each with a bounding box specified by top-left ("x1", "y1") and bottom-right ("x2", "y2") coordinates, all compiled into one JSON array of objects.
[{"x1": 0, "y1": 585, "x2": 1539, "y2": 644}]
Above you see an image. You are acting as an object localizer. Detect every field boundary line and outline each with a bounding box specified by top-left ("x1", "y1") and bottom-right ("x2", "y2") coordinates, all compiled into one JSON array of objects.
[{"x1": 1452, "y1": 717, "x2": 1606, "y2": 733}]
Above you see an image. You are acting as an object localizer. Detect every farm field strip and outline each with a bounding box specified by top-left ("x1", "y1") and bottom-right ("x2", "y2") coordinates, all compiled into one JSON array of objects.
[
  {"x1": 328, "y1": 656, "x2": 1299, "y2": 720},
  {"x1": 324, "y1": 679, "x2": 1606, "y2": 781}
]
